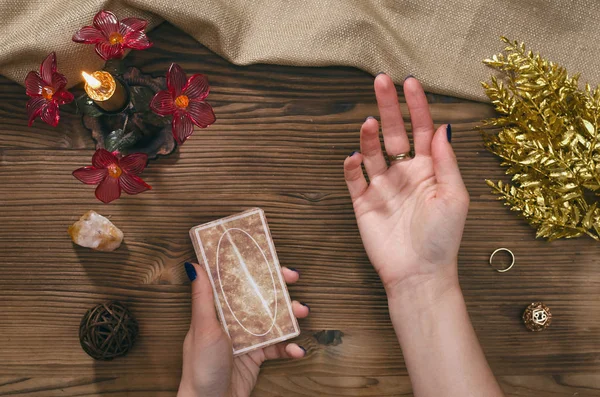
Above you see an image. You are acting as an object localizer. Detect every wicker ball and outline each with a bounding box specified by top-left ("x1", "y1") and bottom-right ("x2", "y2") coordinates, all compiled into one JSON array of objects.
[{"x1": 79, "y1": 301, "x2": 139, "y2": 360}]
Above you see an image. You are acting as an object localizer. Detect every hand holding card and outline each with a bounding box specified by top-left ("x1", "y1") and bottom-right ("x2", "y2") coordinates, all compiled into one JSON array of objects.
[{"x1": 189, "y1": 208, "x2": 300, "y2": 355}]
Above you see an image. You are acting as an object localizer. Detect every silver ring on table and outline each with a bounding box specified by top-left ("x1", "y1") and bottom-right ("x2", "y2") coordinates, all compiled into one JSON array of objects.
[{"x1": 489, "y1": 248, "x2": 515, "y2": 273}]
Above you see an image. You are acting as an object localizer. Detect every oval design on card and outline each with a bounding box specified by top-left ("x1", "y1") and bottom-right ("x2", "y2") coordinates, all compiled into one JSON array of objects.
[{"x1": 216, "y1": 228, "x2": 278, "y2": 337}]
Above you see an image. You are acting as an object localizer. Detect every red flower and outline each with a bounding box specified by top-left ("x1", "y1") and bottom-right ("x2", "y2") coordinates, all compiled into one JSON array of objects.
[
  {"x1": 73, "y1": 149, "x2": 152, "y2": 204},
  {"x1": 150, "y1": 63, "x2": 216, "y2": 145},
  {"x1": 25, "y1": 52, "x2": 74, "y2": 127},
  {"x1": 72, "y1": 10, "x2": 152, "y2": 61}
]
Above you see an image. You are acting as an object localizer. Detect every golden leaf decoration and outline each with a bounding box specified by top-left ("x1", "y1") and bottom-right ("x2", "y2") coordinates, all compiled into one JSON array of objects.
[{"x1": 481, "y1": 37, "x2": 600, "y2": 241}]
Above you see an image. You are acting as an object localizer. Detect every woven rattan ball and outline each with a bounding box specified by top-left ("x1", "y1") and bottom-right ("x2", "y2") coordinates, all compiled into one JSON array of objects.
[{"x1": 79, "y1": 301, "x2": 139, "y2": 360}]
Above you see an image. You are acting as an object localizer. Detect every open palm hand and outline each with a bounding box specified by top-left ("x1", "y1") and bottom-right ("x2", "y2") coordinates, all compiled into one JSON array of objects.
[{"x1": 344, "y1": 75, "x2": 469, "y2": 294}]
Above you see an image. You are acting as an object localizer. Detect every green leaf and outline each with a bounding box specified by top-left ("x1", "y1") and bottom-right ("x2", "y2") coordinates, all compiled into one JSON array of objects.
[
  {"x1": 129, "y1": 86, "x2": 156, "y2": 113},
  {"x1": 105, "y1": 129, "x2": 125, "y2": 152},
  {"x1": 142, "y1": 110, "x2": 170, "y2": 127},
  {"x1": 104, "y1": 129, "x2": 142, "y2": 153},
  {"x1": 75, "y1": 94, "x2": 103, "y2": 117},
  {"x1": 103, "y1": 59, "x2": 126, "y2": 75}
]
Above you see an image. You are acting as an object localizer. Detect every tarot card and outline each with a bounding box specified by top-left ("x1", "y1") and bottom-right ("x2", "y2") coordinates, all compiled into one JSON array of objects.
[{"x1": 189, "y1": 208, "x2": 300, "y2": 355}]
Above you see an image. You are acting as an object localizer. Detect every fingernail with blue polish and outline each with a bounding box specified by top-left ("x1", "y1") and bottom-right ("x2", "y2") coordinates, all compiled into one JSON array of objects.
[
  {"x1": 301, "y1": 302, "x2": 310, "y2": 311},
  {"x1": 300, "y1": 346, "x2": 307, "y2": 355},
  {"x1": 184, "y1": 262, "x2": 197, "y2": 282},
  {"x1": 404, "y1": 74, "x2": 415, "y2": 82},
  {"x1": 349, "y1": 151, "x2": 358, "y2": 157},
  {"x1": 288, "y1": 267, "x2": 300, "y2": 274},
  {"x1": 446, "y1": 124, "x2": 452, "y2": 143}
]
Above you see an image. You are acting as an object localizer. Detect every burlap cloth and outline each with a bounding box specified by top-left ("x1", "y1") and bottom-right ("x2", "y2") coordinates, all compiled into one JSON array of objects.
[{"x1": 1, "y1": 0, "x2": 599, "y2": 102}]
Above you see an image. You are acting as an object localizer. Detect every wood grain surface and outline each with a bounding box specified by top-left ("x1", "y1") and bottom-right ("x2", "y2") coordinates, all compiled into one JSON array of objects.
[{"x1": 1, "y1": 22, "x2": 599, "y2": 397}]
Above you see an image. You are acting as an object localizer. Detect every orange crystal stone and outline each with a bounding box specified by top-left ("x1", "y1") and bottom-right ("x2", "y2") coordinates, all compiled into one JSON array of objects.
[{"x1": 68, "y1": 210, "x2": 124, "y2": 252}]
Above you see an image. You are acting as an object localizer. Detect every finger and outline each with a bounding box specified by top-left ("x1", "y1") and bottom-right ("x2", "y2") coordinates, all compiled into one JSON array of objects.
[
  {"x1": 292, "y1": 300, "x2": 310, "y2": 318},
  {"x1": 431, "y1": 124, "x2": 466, "y2": 195},
  {"x1": 374, "y1": 73, "x2": 410, "y2": 156},
  {"x1": 285, "y1": 343, "x2": 307, "y2": 359},
  {"x1": 262, "y1": 342, "x2": 306, "y2": 361},
  {"x1": 404, "y1": 77, "x2": 435, "y2": 156},
  {"x1": 185, "y1": 262, "x2": 220, "y2": 333},
  {"x1": 282, "y1": 267, "x2": 300, "y2": 284},
  {"x1": 344, "y1": 152, "x2": 368, "y2": 200},
  {"x1": 360, "y1": 117, "x2": 388, "y2": 179}
]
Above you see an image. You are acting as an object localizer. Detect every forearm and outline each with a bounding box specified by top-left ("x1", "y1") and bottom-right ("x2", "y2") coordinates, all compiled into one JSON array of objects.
[{"x1": 387, "y1": 274, "x2": 504, "y2": 397}]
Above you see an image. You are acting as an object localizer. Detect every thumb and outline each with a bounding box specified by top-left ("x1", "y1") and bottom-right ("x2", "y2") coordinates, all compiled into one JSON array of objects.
[{"x1": 184, "y1": 262, "x2": 220, "y2": 332}]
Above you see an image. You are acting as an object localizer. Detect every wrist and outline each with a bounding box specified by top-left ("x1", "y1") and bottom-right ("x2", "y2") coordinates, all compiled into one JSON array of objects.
[
  {"x1": 178, "y1": 382, "x2": 233, "y2": 397},
  {"x1": 385, "y1": 270, "x2": 461, "y2": 312}
]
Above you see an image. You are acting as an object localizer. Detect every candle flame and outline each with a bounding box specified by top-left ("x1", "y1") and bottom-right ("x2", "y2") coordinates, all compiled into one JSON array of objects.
[{"x1": 82, "y1": 71, "x2": 102, "y2": 89}]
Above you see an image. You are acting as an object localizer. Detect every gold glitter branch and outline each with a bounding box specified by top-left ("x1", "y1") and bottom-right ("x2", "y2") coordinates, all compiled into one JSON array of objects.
[{"x1": 481, "y1": 37, "x2": 600, "y2": 241}]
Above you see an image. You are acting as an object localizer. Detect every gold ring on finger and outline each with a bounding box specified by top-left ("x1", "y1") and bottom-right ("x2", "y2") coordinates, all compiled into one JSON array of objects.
[{"x1": 387, "y1": 151, "x2": 413, "y2": 163}]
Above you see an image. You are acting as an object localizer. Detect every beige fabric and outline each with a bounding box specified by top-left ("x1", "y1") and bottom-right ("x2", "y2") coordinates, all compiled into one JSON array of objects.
[{"x1": 2, "y1": 0, "x2": 600, "y2": 101}]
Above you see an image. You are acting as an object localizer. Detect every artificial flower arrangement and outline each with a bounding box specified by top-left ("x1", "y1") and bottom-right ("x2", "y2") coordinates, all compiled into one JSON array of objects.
[
  {"x1": 482, "y1": 37, "x2": 600, "y2": 241},
  {"x1": 25, "y1": 10, "x2": 216, "y2": 203}
]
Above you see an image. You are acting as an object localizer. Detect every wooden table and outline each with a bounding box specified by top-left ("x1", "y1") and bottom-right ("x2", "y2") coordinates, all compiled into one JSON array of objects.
[{"x1": 1, "y1": 23, "x2": 599, "y2": 397}]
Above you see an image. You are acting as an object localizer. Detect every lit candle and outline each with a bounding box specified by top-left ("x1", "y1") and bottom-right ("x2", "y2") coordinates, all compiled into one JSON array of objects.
[{"x1": 82, "y1": 71, "x2": 128, "y2": 112}]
